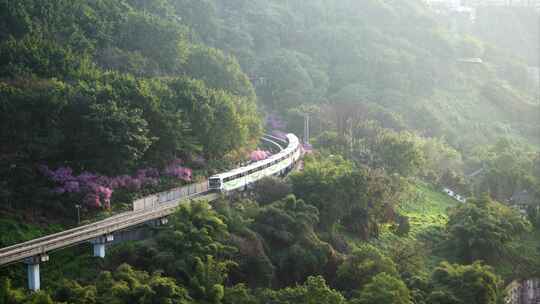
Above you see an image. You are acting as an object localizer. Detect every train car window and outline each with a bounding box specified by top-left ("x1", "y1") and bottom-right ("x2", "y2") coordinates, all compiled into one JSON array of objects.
[{"x1": 209, "y1": 178, "x2": 221, "y2": 188}]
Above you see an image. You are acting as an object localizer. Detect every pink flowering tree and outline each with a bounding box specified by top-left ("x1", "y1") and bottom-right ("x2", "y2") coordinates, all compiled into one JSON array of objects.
[
  {"x1": 250, "y1": 150, "x2": 271, "y2": 162},
  {"x1": 164, "y1": 159, "x2": 192, "y2": 182}
]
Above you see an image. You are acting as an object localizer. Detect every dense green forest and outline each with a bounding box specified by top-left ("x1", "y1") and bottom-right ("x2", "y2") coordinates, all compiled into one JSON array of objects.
[{"x1": 0, "y1": 0, "x2": 539, "y2": 303}]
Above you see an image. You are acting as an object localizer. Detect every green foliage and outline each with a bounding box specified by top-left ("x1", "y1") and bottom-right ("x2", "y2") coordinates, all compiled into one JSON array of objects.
[
  {"x1": 0, "y1": 278, "x2": 25, "y2": 304},
  {"x1": 81, "y1": 101, "x2": 153, "y2": 171},
  {"x1": 0, "y1": 219, "x2": 62, "y2": 248},
  {"x1": 168, "y1": 77, "x2": 261, "y2": 159},
  {"x1": 251, "y1": 195, "x2": 334, "y2": 286},
  {"x1": 26, "y1": 292, "x2": 54, "y2": 304},
  {"x1": 351, "y1": 273, "x2": 412, "y2": 304},
  {"x1": 446, "y1": 195, "x2": 530, "y2": 264},
  {"x1": 336, "y1": 244, "x2": 398, "y2": 294},
  {"x1": 314, "y1": 131, "x2": 349, "y2": 156},
  {"x1": 372, "y1": 130, "x2": 425, "y2": 177},
  {"x1": 428, "y1": 262, "x2": 501, "y2": 304},
  {"x1": 290, "y1": 155, "x2": 354, "y2": 229},
  {"x1": 386, "y1": 240, "x2": 427, "y2": 277},
  {"x1": 473, "y1": 7, "x2": 539, "y2": 66},
  {"x1": 0, "y1": 34, "x2": 79, "y2": 78},
  {"x1": 94, "y1": 264, "x2": 192, "y2": 304},
  {"x1": 223, "y1": 284, "x2": 258, "y2": 304},
  {"x1": 170, "y1": 0, "x2": 218, "y2": 43},
  {"x1": 116, "y1": 11, "x2": 189, "y2": 74},
  {"x1": 184, "y1": 45, "x2": 255, "y2": 99},
  {"x1": 1, "y1": 0, "x2": 539, "y2": 302},
  {"x1": 155, "y1": 201, "x2": 234, "y2": 277},
  {"x1": 258, "y1": 276, "x2": 346, "y2": 304},
  {"x1": 54, "y1": 279, "x2": 96, "y2": 304},
  {"x1": 252, "y1": 177, "x2": 292, "y2": 206},
  {"x1": 0, "y1": 0, "x2": 262, "y2": 212},
  {"x1": 291, "y1": 155, "x2": 406, "y2": 239},
  {"x1": 471, "y1": 138, "x2": 537, "y2": 202},
  {"x1": 188, "y1": 256, "x2": 234, "y2": 304}
]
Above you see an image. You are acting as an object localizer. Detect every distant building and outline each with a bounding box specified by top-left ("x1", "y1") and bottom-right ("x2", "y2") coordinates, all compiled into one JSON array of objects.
[
  {"x1": 443, "y1": 187, "x2": 467, "y2": 203},
  {"x1": 522, "y1": 279, "x2": 540, "y2": 304},
  {"x1": 457, "y1": 58, "x2": 484, "y2": 64},
  {"x1": 425, "y1": 0, "x2": 540, "y2": 10},
  {"x1": 505, "y1": 279, "x2": 540, "y2": 304},
  {"x1": 527, "y1": 67, "x2": 540, "y2": 87},
  {"x1": 509, "y1": 190, "x2": 537, "y2": 214},
  {"x1": 424, "y1": 0, "x2": 477, "y2": 22},
  {"x1": 506, "y1": 280, "x2": 522, "y2": 304},
  {"x1": 463, "y1": 0, "x2": 540, "y2": 9}
]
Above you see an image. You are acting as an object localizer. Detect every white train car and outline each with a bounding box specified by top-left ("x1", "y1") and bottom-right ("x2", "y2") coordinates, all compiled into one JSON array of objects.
[{"x1": 208, "y1": 133, "x2": 301, "y2": 192}]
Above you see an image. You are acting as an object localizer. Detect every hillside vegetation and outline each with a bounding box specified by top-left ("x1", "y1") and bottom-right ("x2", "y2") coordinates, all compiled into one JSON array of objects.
[{"x1": 0, "y1": 1, "x2": 539, "y2": 304}]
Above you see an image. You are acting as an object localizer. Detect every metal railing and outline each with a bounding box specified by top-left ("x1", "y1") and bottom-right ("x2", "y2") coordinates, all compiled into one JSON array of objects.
[{"x1": 132, "y1": 181, "x2": 208, "y2": 211}]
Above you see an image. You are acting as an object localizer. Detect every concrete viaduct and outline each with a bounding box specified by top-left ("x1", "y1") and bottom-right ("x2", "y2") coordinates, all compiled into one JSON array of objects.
[{"x1": 0, "y1": 134, "x2": 292, "y2": 291}]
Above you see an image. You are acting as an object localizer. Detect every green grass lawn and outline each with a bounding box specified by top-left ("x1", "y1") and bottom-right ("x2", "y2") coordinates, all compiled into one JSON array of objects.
[
  {"x1": 364, "y1": 181, "x2": 461, "y2": 271},
  {"x1": 370, "y1": 181, "x2": 458, "y2": 244},
  {"x1": 398, "y1": 182, "x2": 458, "y2": 238},
  {"x1": 368, "y1": 182, "x2": 540, "y2": 279}
]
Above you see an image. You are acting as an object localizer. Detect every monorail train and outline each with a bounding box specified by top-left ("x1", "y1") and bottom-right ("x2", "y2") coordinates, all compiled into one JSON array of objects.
[{"x1": 208, "y1": 133, "x2": 301, "y2": 192}]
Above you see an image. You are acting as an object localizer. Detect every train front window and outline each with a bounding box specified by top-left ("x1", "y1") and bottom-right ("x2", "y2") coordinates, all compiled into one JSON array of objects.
[{"x1": 209, "y1": 178, "x2": 221, "y2": 188}]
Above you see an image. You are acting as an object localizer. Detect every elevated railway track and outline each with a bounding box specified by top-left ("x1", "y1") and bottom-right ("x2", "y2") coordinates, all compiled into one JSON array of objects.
[{"x1": 0, "y1": 133, "x2": 301, "y2": 291}]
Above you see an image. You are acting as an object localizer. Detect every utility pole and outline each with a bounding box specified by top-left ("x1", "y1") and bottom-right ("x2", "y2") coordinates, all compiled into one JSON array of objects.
[
  {"x1": 75, "y1": 204, "x2": 81, "y2": 225},
  {"x1": 303, "y1": 114, "x2": 310, "y2": 145}
]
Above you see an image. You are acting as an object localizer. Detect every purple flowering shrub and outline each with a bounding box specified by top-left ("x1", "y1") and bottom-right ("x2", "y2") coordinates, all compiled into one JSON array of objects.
[{"x1": 39, "y1": 160, "x2": 192, "y2": 209}]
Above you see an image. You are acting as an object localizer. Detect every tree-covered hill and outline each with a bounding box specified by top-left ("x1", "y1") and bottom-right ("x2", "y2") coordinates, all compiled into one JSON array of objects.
[
  {"x1": 2, "y1": 0, "x2": 538, "y2": 216},
  {"x1": 0, "y1": 0, "x2": 263, "y2": 215},
  {"x1": 200, "y1": 0, "x2": 539, "y2": 149},
  {"x1": 1, "y1": 1, "x2": 540, "y2": 303}
]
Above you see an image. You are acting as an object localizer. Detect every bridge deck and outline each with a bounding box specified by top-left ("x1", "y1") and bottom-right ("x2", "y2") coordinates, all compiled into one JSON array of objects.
[
  {"x1": 0, "y1": 192, "x2": 219, "y2": 266},
  {"x1": 0, "y1": 133, "x2": 287, "y2": 266}
]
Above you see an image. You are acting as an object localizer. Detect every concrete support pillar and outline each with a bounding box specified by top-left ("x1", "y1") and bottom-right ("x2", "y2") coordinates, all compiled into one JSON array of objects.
[
  {"x1": 27, "y1": 263, "x2": 40, "y2": 291},
  {"x1": 147, "y1": 217, "x2": 169, "y2": 228},
  {"x1": 91, "y1": 234, "x2": 114, "y2": 258},
  {"x1": 93, "y1": 243, "x2": 106, "y2": 258},
  {"x1": 24, "y1": 254, "x2": 48, "y2": 291}
]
